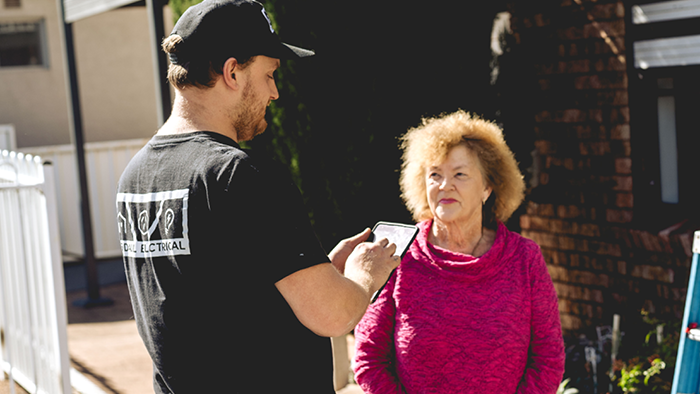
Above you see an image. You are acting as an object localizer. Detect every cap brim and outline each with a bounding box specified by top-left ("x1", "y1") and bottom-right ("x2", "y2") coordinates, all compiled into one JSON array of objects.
[{"x1": 267, "y1": 42, "x2": 314, "y2": 59}]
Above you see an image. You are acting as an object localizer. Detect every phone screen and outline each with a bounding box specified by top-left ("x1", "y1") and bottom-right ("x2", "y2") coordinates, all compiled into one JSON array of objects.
[
  {"x1": 368, "y1": 222, "x2": 418, "y2": 303},
  {"x1": 369, "y1": 222, "x2": 419, "y2": 258}
]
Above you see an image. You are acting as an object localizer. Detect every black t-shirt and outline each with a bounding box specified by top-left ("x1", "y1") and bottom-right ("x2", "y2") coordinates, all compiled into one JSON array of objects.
[{"x1": 116, "y1": 132, "x2": 334, "y2": 393}]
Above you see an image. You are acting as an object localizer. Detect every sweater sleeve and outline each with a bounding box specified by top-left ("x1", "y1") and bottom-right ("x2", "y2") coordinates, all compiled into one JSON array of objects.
[
  {"x1": 516, "y1": 245, "x2": 566, "y2": 394},
  {"x1": 353, "y1": 272, "x2": 407, "y2": 394}
]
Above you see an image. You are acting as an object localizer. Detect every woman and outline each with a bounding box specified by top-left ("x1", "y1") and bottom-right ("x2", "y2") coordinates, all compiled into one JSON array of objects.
[{"x1": 353, "y1": 110, "x2": 565, "y2": 393}]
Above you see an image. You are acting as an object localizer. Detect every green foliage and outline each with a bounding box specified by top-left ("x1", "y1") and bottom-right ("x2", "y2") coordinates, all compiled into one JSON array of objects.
[
  {"x1": 168, "y1": 0, "x2": 202, "y2": 23},
  {"x1": 612, "y1": 310, "x2": 679, "y2": 393},
  {"x1": 616, "y1": 357, "x2": 669, "y2": 393}
]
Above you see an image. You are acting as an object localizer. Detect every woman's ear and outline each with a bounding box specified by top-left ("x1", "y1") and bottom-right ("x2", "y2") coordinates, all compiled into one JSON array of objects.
[{"x1": 483, "y1": 186, "x2": 493, "y2": 205}]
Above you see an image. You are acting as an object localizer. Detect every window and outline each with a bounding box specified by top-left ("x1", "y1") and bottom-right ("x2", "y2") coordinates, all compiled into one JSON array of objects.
[
  {"x1": 630, "y1": 66, "x2": 700, "y2": 230},
  {"x1": 627, "y1": 0, "x2": 700, "y2": 231},
  {"x1": 0, "y1": 21, "x2": 47, "y2": 67},
  {"x1": 4, "y1": 0, "x2": 21, "y2": 8}
]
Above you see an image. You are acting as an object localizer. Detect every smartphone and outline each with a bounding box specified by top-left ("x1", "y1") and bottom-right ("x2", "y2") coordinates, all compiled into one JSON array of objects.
[
  {"x1": 368, "y1": 221, "x2": 419, "y2": 259},
  {"x1": 368, "y1": 221, "x2": 418, "y2": 303}
]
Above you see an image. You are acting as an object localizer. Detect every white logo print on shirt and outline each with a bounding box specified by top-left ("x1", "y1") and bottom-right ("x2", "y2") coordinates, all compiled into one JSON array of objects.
[{"x1": 116, "y1": 189, "x2": 191, "y2": 258}]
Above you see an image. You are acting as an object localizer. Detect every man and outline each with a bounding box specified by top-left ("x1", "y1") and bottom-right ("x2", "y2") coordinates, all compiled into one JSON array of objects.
[{"x1": 115, "y1": 1, "x2": 399, "y2": 392}]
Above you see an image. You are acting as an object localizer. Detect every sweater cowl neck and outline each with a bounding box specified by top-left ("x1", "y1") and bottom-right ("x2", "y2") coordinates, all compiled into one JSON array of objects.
[{"x1": 411, "y1": 219, "x2": 512, "y2": 281}]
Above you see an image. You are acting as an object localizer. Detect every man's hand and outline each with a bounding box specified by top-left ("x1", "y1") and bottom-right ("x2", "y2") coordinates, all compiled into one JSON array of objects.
[
  {"x1": 328, "y1": 228, "x2": 372, "y2": 274},
  {"x1": 275, "y1": 229, "x2": 400, "y2": 337},
  {"x1": 344, "y1": 237, "x2": 400, "y2": 298}
]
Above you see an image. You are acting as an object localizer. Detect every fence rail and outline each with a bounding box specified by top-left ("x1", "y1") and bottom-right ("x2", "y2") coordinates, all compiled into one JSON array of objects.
[
  {"x1": 0, "y1": 150, "x2": 72, "y2": 394},
  {"x1": 23, "y1": 138, "x2": 148, "y2": 261}
]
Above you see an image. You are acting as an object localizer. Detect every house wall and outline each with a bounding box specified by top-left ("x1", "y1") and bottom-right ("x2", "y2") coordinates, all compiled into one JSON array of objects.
[
  {"x1": 507, "y1": 0, "x2": 693, "y2": 335},
  {"x1": 0, "y1": 0, "x2": 172, "y2": 148},
  {"x1": 0, "y1": 0, "x2": 72, "y2": 147}
]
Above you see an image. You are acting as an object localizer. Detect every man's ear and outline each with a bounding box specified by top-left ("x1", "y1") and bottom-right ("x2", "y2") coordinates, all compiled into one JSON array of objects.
[{"x1": 222, "y1": 57, "x2": 240, "y2": 89}]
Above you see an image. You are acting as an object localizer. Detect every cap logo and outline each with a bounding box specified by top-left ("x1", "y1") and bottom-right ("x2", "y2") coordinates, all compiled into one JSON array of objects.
[{"x1": 261, "y1": 8, "x2": 274, "y2": 33}]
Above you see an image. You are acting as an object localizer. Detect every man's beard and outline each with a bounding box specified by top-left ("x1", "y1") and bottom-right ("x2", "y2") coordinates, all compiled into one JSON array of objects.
[{"x1": 232, "y1": 83, "x2": 268, "y2": 142}]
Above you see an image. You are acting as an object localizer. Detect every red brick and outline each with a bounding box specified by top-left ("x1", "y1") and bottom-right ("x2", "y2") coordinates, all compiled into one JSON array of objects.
[
  {"x1": 589, "y1": 109, "x2": 603, "y2": 123},
  {"x1": 548, "y1": 265, "x2": 569, "y2": 281},
  {"x1": 577, "y1": 223, "x2": 601, "y2": 237},
  {"x1": 570, "y1": 269, "x2": 610, "y2": 287},
  {"x1": 558, "y1": 235, "x2": 577, "y2": 250},
  {"x1": 613, "y1": 176, "x2": 633, "y2": 191},
  {"x1": 622, "y1": 141, "x2": 632, "y2": 156},
  {"x1": 596, "y1": 125, "x2": 608, "y2": 139},
  {"x1": 576, "y1": 125, "x2": 592, "y2": 139},
  {"x1": 616, "y1": 107, "x2": 630, "y2": 123},
  {"x1": 526, "y1": 202, "x2": 537, "y2": 215},
  {"x1": 536, "y1": 63, "x2": 555, "y2": 75},
  {"x1": 559, "y1": 26, "x2": 584, "y2": 40},
  {"x1": 520, "y1": 214, "x2": 532, "y2": 230},
  {"x1": 584, "y1": 20, "x2": 626, "y2": 39},
  {"x1": 579, "y1": 141, "x2": 611, "y2": 156},
  {"x1": 613, "y1": 91, "x2": 629, "y2": 105},
  {"x1": 606, "y1": 209, "x2": 633, "y2": 223},
  {"x1": 608, "y1": 56, "x2": 627, "y2": 72},
  {"x1": 560, "y1": 314, "x2": 582, "y2": 331},
  {"x1": 560, "y1": 59, "x2": 590, "y2": 74},
  {"x1": 570, "y1": 254, "x2": 581, "y2": 267},
  {"x1": 574, "y1": 75, "x2": 602, "y2": 90},
  {"x1": 559, "y1": 299, "x2": 571, "y2": 313},
  {"x1": 560, "y1": 109, "x2": 586, "y2": 122},
  {"x1": 575, "y1": 238, "x2": 590, "y2": 252},
  {"x1": 535, "y1": 111, "x2": 552, "y2": 122},
  {"x1": 618, "y1": 261, "x2": 627, "y2": 275},
  {"x1": 534, "y1": 13, "x2": 550, "y2": 27},
  {"x1": 568, "y1": 43, "x2": 579, "y2": 56},
  {"x1": 535, "y1": 140, "x2": 554, "y2": 154},
  {"x1": 590, "y1": 2, "x2": 624, "y2": 19},
  {"x1": 539, "y1": 204, "x2": 555, "y2": 217},
  {"x1": 594, "y1": 59, "x2": 606, "y2": 72},
  {"x1": 615, "y1": 157, "x2": 632, "y2": 174},
  {"x1": 616, "y1": 193, "x2": 634, "y2": 208},
  {"x1": 631, "y1": 265, "x2": 675, "y2": 283},
  {"x1": 557, "y1": 205, "x2": 581, "y2": 219},
  {"x1": 611, "y1": 124, "x2": 630, "y2": 140}
]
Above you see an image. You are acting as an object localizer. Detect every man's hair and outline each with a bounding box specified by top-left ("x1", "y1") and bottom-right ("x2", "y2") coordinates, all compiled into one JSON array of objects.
[
  {"x1": 399, "y1": 110, "x2": 525, "y2": 228},
  {"x1": 162, "y1": 35, "x2": 254, "y2": 89}
]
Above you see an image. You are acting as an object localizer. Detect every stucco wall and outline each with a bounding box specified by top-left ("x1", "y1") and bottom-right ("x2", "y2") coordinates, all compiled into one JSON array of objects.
[
  {"x1": 0, "y1": 0, "x2": 72, "y2": 147},
  {"x1": 0, "y1": 1, "x2": 172, "y2": 148}
]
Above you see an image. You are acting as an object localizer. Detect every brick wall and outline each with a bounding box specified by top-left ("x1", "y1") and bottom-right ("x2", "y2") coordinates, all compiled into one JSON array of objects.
[{"x1": 507, "y1": 0, "x2": 693, "y2": 334}]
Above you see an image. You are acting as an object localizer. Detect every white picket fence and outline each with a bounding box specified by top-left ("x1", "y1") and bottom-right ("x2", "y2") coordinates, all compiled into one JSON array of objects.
[
  {"x1": 0, "y1": 150, "x2": 72, "y2": 394},
  {"x1": 23, "y1": 138, "x2": 149, "y2": 261}
]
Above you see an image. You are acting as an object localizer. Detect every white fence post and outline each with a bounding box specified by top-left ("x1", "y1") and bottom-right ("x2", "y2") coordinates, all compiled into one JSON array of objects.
[
  {"x1": 0, "y1": 150, "x2": 72, "y2": 394},
  {"x1": 23, "y1": 138, "x2": 148, "y2": 261}
]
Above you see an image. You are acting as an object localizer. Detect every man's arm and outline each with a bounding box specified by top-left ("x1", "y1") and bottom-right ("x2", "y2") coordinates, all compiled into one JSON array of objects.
[{"x1": 275, "y1": 229, "x2": 399, "y2": 338}]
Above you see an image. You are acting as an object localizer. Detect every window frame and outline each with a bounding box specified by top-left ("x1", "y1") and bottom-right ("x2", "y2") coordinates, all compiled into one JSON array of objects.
[{"x1": 0, "y1": 19, "x2": 49, "y2": 69}]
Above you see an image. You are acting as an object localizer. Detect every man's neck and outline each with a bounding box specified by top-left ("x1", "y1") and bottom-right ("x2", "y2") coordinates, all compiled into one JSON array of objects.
[{"x1": 158, "y1": 88, "x2": 239, "y2": 142}]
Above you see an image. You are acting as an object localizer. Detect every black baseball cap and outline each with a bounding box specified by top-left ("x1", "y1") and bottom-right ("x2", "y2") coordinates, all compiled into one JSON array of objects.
[{"x1": 168, "y1": 0, "x2": 314, "y2": 65}]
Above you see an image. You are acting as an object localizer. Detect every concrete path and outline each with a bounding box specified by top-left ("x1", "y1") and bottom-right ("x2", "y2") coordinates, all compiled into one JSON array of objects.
[{"x1": 61, "y1": 281, "x2": 364, "y2": 394}]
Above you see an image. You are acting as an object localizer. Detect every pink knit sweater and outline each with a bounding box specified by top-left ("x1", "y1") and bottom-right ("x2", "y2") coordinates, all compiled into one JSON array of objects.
[{"x1": 353, "y1": 220, "x2": 565, "y2": 394}]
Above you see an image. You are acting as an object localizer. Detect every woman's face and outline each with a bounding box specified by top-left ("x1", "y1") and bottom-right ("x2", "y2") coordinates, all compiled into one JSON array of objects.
[{"x1": 426, "y1": 144, "x2": 492, "y2": 227}]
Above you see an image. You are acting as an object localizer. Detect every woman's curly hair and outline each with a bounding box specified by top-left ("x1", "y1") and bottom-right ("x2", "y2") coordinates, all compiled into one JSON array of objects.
[{"x1": 399, "y1": 110, "x2": 525, "y2": 228}]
